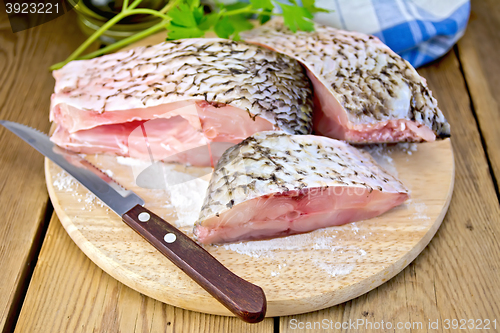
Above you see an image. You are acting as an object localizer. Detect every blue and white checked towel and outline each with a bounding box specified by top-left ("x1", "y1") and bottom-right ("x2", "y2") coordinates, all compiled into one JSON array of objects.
[{"x1": 313, "y1": 0, "x2": 471, "y2": 67}]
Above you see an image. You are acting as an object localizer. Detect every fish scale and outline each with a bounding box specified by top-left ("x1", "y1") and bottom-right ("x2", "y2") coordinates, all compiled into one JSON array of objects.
[
  {"x1": 51, "y1": 38, "x2": 313, "y2": 135},
  {"x1": 241, "y1": 19, "x2": 451, "y2": 142}
]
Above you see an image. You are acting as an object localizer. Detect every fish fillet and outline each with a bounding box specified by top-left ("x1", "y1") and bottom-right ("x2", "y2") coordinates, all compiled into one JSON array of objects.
[
  {"x1": 50, "y1": 39, "x2": 314, "y2": 165},
  {"x1": 241, "y1": 19, "x2": 451, "y2": 143},
  {"x1": 194, "y1": 131, "x2": 409, "y2": 244}
]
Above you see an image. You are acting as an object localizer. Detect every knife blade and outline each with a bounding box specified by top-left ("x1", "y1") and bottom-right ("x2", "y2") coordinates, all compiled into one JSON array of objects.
[{"x1": 0, "y1": 120, "x2": 267, "y2": 323}]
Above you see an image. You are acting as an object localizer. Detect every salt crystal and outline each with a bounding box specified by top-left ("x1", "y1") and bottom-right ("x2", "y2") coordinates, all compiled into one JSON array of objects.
[
  {"x1": 363, "y1": 142, "x2": 419, "y2": 178},
  {"x1": 363, "y1": 144, "x2": 398, "y2": 177},
  {"x1": 85, "y1": 192, "x2": 95, "y2": 205},
  {"x1": 409, "y1": 200, "x2": 431, "y2": 220},
  {"x1": 53, "y1": 171, "x2": 77, "y2": 191},
  {"x1": 116, "y1": 156, "x2": 149, "y2": 167},
  {"x1": 167, "y1": 174, "x2": 209, "y2": 227},
  {"x1": 222, "y1": 230, "x2": 368, "y2": 259},
  {"x1": 313, "y1": 260, "x2": 354, "y2": 277}
]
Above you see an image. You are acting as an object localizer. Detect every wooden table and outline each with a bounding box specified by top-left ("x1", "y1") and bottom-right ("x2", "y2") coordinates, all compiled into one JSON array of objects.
[{"x1": 1, "y1": 1, "x2": 499, "y2": 331}]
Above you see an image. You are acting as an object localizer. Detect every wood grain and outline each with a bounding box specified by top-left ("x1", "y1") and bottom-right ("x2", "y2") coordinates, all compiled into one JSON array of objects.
[
  {"x1": 279, "y1": 48, "x2": 500, "y2": 332},
  {"x1": 45, "y1": 137, "x2": 454, "y2": 317},
  {"x1": 14, "y1": 214, "x2": 274, "y2": 333},
  {"x1": 0, "y1": 10, "x2": 99, "y2": 333},
  {"x1": 456, "y1": 0, "x2": 500, "y2": 188}
]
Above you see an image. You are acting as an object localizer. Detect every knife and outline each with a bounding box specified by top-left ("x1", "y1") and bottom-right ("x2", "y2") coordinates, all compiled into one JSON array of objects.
[{"x1": 0, "y1": 120, "x2": 267, "y2": 323}]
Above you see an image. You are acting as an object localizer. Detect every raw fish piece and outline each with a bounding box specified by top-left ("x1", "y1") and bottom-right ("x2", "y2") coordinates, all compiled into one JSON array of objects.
[
  {"x1": 241, "y1": 19, "x2": 450, "y2": 143},
  {"x1": 194, "y1": 131, "x2": 409, "y2": 244},
  {"x1": 50, "y1": 39, "x2": 314, "y2": 166}
]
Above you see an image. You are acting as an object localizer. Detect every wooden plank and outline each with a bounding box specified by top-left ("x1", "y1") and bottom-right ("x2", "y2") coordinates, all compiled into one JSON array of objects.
[
  {"x1": 280, "y1": 50, "x2": 500, "y2": 332},
  {"x1": 456, "y1": 0, "x2": 500, "y2": 190},
  {"x1": 0, "y1": 10, "x2": 99, "y2": 333},
  {"x1": 14, "y1": 214, "x2": 275, "y2": 333}
]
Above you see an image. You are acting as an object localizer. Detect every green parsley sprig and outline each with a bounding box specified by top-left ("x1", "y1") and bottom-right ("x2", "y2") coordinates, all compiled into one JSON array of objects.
[{"x1": 50, "y1": 0, "x2": 328, "y2": 70}]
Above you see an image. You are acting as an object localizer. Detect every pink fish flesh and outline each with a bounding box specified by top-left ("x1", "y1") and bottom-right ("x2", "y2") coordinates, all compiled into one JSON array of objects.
[{"x1": 51, "y1": 101, "x2": 273, "y2": 165}]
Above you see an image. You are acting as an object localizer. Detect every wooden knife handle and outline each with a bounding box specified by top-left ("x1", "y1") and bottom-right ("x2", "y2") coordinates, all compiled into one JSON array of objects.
[{"x1": 122, "y1": 205, "x2": 267, "y2": 323}]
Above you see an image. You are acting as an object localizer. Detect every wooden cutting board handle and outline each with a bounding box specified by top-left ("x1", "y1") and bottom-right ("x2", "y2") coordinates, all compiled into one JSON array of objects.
[{"x1": 122, "y1": 205, "x2": 267, "y2": 323}]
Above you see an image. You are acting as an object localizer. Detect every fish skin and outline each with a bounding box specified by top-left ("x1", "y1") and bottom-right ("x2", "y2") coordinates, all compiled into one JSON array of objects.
[
  {"x1": 51, "y1": 38, "x2": 314, "y2": 135},
  {"x1": 241, "y1": 19, "x2": 451, "y2": 142},
  {"x1": 194, "y1": 131, "x2": 409, "y2": 244}
]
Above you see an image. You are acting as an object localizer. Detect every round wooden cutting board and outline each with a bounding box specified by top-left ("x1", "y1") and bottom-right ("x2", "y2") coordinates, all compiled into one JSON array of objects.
[
  {"x1": 45, "y1": 33, "x2": 454, "y2": 317},
  {"x1": 45, "y1": 138, "x2": 454, "y2": 317}
]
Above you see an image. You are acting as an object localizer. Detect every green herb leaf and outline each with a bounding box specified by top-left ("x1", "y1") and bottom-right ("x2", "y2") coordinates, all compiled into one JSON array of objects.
[
  {"x1": 213, "y1": 0, "x2": 256, "y2": 39},
  {"x1": 250, "y1": 0, "x2": 273, "y2": 11},
  {"x1": 258, "y1": 12, "x2": 271, "y2": 25},
  {"x1": 302, "y1": 0, "x2": 330, "y2": 14},
  {"x1": 223, "y1": 2, "x2": 252, "y2": 11},
  {"x1": 192, "y1": 4, "x2": 205, "y2": 23},
  {"x1": 185, "y1": 0, "x2": 200, "y2": 10},
  {"x1": 197, "y1": 12, "x2": 219, "y2": 31},
  {"x1": 227, "y1": 15, "x2": 254, "y2": 40},
  {"x1": 167, "y1": 25, "x2": 205, "y2": 39},
  {"x1": 278, "y1": 2, "x2": 314, "y2": 32},
  {"x1": 168, "y1": 2, "x2": 198, "y2": 28},
  {"x1": 166, "y1": 0, "x2": 208, "y2": 39},
  {"x1": 214, "y1": 16, "x2": 235, "y2": 39}
]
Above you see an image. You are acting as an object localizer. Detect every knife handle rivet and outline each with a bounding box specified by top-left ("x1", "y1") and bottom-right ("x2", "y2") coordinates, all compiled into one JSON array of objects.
[
  {"x1": 138, "y1": 212, "x2": 150, "y2": 222},
  {"x1": 164, "y1": 233, "x2": 176, "y2": 243}
]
